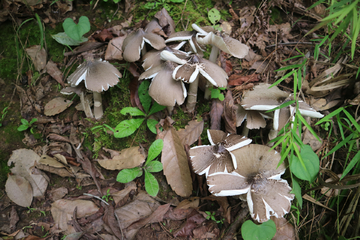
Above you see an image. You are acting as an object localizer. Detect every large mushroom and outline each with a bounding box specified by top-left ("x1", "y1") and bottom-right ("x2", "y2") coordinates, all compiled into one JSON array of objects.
[
  {"x1": 67, "y1": 58, "x2": 122, "y2": 119},
  {"x1": 207, "y1": 144, "x2": 295, "y2": 223},
  {"x1": 190, "y1": 129, "x2": 251, "y2": 177}
]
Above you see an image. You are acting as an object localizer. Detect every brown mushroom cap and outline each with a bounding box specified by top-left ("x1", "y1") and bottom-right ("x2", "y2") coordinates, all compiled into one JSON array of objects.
[
  {"x1": 236, "y1": 105, "x2": 267, "y2": 129},
  {"x1": 67, "y1": 59, "x2": 121, "y2": 93}
]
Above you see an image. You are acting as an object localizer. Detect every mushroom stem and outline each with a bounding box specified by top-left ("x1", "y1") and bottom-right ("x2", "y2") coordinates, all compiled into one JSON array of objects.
[
  {"x1": 141, "y1": 46, "x2": 147, "y2": 57},
  {"x1": 167, "y1": 106, "x2": 174, "y2": 115},
  {"x1": 93, "y1": 92, "x2": 103, "y2": 120},
  {"x1": 186, "y1": 75, "x2": 199, "y2": 113},
  {"x1": 241, "y1": 124, "x2": 249, "y2": 137},
  {"x1": 80, "y1": 91, "x2": 94, "y2": 118},
  {"x1": 204, "y1": 46, "x2": 220, "y2": 100}
]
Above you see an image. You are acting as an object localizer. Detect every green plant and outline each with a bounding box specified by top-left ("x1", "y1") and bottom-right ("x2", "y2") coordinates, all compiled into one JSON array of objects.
[
  {"x1": 18, "y1": 118, "x2": 37, "y2": 133},
  {"x1": 241, "y1": 220, "x2": 276, "y2": 240},
  {"x1": 116, "y1": 139, "x2": 164, "y2": 196},
  {"x1": 0, "y1": 106, "x2": 8, "y2": 127},
  {"x1": 27, "y1": 207, "x2": 35, "y2": 213},
  {"x1": 144, "y1": 0, "x2": 184, "y2": 12},
  {"x1": 205, "y1": 211, "x2": 224, "y2": 225},
  {"x1": 102, "y1": 189, "x2": 113, "y2": 202},
  {"x1": 52, "y1": 16, "x2": 90, "y2": 46},
  {"x1": 110, "y1": 81, "x2": 165, "y2": 138},
  {"x1": 210, "y1": 87, "x2": 226, "y2": 101},
  {"x1": 208, "y1": 8, "x2": 222, "y2": 31}
]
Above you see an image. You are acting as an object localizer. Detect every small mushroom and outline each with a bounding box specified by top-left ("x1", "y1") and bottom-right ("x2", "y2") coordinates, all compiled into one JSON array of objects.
[
  {"x1": 60, "y1": 86, "x2": 93, "y2": 118},
  {"x1": 207, "y1": 144, "x2": 295, "y2": 223},
  {"x1": 142, "y1": 46, "x2": 188, "y2": 71},
  {"x1": 165, "y1": 30, "x2": 204, "y2": 54},
  {"x1": 67, "y1": 58, "x2": 122, "y2": 119},
  {"x1": 190, "y1": 129, "x2": 252, "y2": 177},
  {"x1": 236, "y1": 105, "x2": 269, "y2": 136}
]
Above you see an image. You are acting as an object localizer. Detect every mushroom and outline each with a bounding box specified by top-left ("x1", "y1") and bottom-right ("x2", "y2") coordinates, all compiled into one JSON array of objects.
[
  {"x1": 207, "y1": 144, "x2": 295, "y2": 223},
  {"x1": 190, "y1": 129, "x2": 252, "y2": 177},
  {"x1": 122, "y1": 28, "x2": 166, "y2": 62},
  {"x1": 142, "y1": 46, "x2": 188, "y2": 71},
  {"x1": 60, "y1": 85, "x2": 93, "y2": 118},
  {"x1": 165, "y1": 30, "x2": 204, "y2": 54},
  {"x1": 235, "y1": 105, "x2": 270, "y2": 136},
  {"x1": 67, "y1": 58, "x2": 122, "y2": 119}
]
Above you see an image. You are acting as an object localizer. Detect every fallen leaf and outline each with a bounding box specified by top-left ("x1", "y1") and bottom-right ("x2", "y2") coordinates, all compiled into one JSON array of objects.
[
  {"x1": 25, "y1": 45, "x2": 47, "y2": 71},
  {"x1": 46, "y1": 60, "x2": 64, "y2": 87},
  {"x1": 103, "y1": 204, "x2": 122, "y2": 240},
  {"x1": 49, "y1": 187, "x2": 69, "y2": 201},
  {"x1": 8, "y1": 149, "x2": 48, "y2": 197},
  {"x1": 160, "y1": 127, "x2": 193, "y2": 197},
  {"x1": 222, "y1": 90, "x2": 237, "y2": 134},
  {"x1": 5, "y1": 175, "x2": 33, "y2": 207},
  {"x1": 173, "y1": 211, "x2": 206, "y2": 237},
  {"x1": 177, "y1": 120, "x2": 204, "y2": 146},
  {"x1": 192, "y1": 221, "x2": 220, "y2": 239},
  {"x1": 271, "y1": 217, "x2": 296, "y2": 240},
  {"x1": 127, "y1": 203, "x2": 171, "y2": 230},
  {"x1": 228, "y1": 74, "x2": 259, "y2": 86},
  {"x1": 112, "y1": 181, "x2": 137, "y2": 206},
  {"x1": 302, "y1": 128, "x2": 323, "y2": 151},
  {"x1": 210, "y1": 99, "x2": 224, "y2": 130},
  {"x1": 10, "y1": 206, "x2": 19, "y2": 231},
  {"x1": 97, "y1": 146, "x2": 145, "y2": 170},
  {"x1": 105, "y1": 35, "x2": 126, "y2": 61},
  {"x1": 44, "y1": 97, "x2": 73, "y2": 116},
  {"x1": 92, "y1": 29, "x2": 113, "y2": 42}
]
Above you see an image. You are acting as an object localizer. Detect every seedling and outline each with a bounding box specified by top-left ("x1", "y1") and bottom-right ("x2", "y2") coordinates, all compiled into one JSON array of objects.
[
  {"x1": 27, "y1": 207, "x2": 35, "y2": 213},
  {"x1": 116, "y1": 139, "x2": 163, "y2": 196},
  {"x1": 205, "y1": 211, "x2": 224, "y2": 225},
  {"x1": 210, "y1": 87, "x2": 226, "y2": 101},
  {"x1": 208, "y1": 8, "x2": 222, "y2": 31},
  {"x1": 0, "y1": 106, "x2": 9, "y2": 127},
  {"x1": 18, "y1": 118, "x2": 37, "y2": 133},
  {"x1": 144, "y1": 0, "x2": 184, "y2": 11},
  {"x1": 52, "y1": 16, "x2": 90, "y2": 46},
  {"x1": 102, "y1": 189, "x2": 113, "y2": 202},
  {"x1": 110, "y1": 81, "x2": 165, "y2": 138}
]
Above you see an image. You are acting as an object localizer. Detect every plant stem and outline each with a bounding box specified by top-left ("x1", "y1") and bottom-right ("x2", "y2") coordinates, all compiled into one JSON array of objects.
[
  {"x1": 80, "y1": 91, "x2": 94, "y2": 118},
  {"x1": 186, "y1": 75, "x2": 199, "y2": 113}
]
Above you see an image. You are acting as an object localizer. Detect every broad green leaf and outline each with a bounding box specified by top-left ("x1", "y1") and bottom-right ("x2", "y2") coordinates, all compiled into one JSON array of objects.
[
  {"x1": 29, "y1": 118, "x2": 38, "y2": 125},
  {"x1": 290, "y1": 145, "x2": 319, "y2": 182},
  {"x1": 147, "y1": 139, "x2": 163, "y2": 163},
  {"x1": 138, "y1": 81, "x2": 151, "y2": 113},
  {"x1": 17, "y1": 125, "x2": 29, "y2": 131},
  {"x1": 146, "y1": 160, "x2": 163, "y2": 173},
  {"x1": 208, "y1": 8, "x2": 221, "y2": 25},
  {"x1": 241, "y1": 220, "x2": 276, "y2": 240},
  {"x1": 63, "y1": 16, "x2": 90, "y2": 41},
  {"x1": 147, "y1": 118, "x2": 158, "y2": 134},
  {"x1": 120, "y1": 107, "x2": 146, "y2": 116},
  {"x1": 116, "y1": 167, "x2": 143, "y2": 183},
  {"x1": 148, "y1": 101, "x2": 166, "y2": 115},
  {"x1": 291, "y1": 176, "x2": 303, "y2": 208},
  {"x1": 144, "y1": 170, "x2": 159, "y2": 196},
  {"x1": 52, "y1": 32, "x2": 87, "y2": 46},
  {"x1": 114, "y1": 118, "x2": 144, "y2": 138},
  {"x1": 211, "y1": 88, "x2": 221, "y2": 99},
  {"x1": 21, "y1": 119, "x2": 29, "y2": 125}
]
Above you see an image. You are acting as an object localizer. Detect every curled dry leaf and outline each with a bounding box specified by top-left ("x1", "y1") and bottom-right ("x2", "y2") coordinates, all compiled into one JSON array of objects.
[
  {"x1": 25, "y1": 45, "x2": 47, "y2": 71},
  {"x1": 271, "y1": 216, "x2": 296, "y2": 240},
  {"x1": 105, "y1": 35, "x2": 127, "y2": 61},
  {"x1": 44, "y1": 97, "x2": 73, "y2": 116},
  {"x1": 177, "y1": 120, "x2": 204, "y2": 146},
  {"x1": 97, "y1": 146, "x2": 145, "y2": 170},
  {"x1": 5, "y1": 175, "x2": 33, "y2": 207},
  {"x1": 8, "y1": 149, "x2": 48, "y2": 197},
  {"x1": 46, "y1": 60, "x2": 64, "y2": 87}
]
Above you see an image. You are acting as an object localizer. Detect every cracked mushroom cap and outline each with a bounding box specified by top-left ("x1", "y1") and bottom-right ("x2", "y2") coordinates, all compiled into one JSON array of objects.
[
  {"x1": 193, "y1": 23, "x2": 249, "y2": 59},
  {"x1": 67, "y1": 59, "x2": 121, "y2": 93},
  {"x1": 122, "y1": 28, "x2": 166, "y2": 62},
  {"x1": 165, "y1": 31, "x2": 203, "y2": 53},
  {"x1": 207, "y1": 144, "x2": 295, "y2": 223},
  {"x1": 142, "y1": 47, "x2": 188, "y2": 71},
  {"x1": 190, "y1": 130, "x2": 252, "y2": 177},
  {"x1": 236, "y1": 105, "x2": 268, "y2": 129}
]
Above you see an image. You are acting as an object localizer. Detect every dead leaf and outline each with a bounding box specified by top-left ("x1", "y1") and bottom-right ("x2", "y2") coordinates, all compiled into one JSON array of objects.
[
  {"x1": 177, "y1": 120, "x2": 204, "y2": 146},
  {"x1": 8, "y1": 149, "x2": 48, "y2": 197},
  {"x1": 210, "y1": 99, "x2": 224, "y2": 130},
  {"x1": 92, "y1": 29, "x2": 113, "y2": 42},
  {"x1": 127, "y1": 203, "x2": 171, "y2": 230},
  {"x1": 105, "y1": 35, "x2": 126, "y2": 61},
  {"x1": 228, "y1": 74, "x2": 259, "y2": 86},
  {"x1": 47, "y1": 133, "x2": 71, "y2": 143},
  {"x1": 10, "y1": 206, "x2": 19, "y2": 231},
  {"x1": 97, "y1": 146, "x2": 145, "y2": 170},
  {"x1": 222, "y1": 90, "x2": 237, "y2": 134},
  {"x1": 192, "y1": 221, "x2": 220, "y2": 239},
  {"x1": 112, "y1": 181, "x2": 137, "y2": 206},
  {"x1": 160, "y1": 127, "x2": 193, "y2": 197},
  {"x1": 46, "y1": 60, "x2": 64, "y2": 87},
  {"x1": 302, "y1": 129, "x2": 323, "y2": 151},
  {"x1": 103, "y1": 204, "x2": 122, "y2": 240},
  {"x1": 173, "y1": 211, "x2": 206, "y2": 237},
  {"x1": 49, "y1": 187, "x2": 69, "y2": 201},
  {"x1": 271, "y1": 217, "x2": 296, "y2": 240},
  {"x1": 5, "y1": 175, "x2": 33, "y2": 207},
  {"x1": 25, "y1": 45, "x2": 47, "y2": 71},
  {"x1": 44, "y1": 97, "x2": 73, "y2": 116}
]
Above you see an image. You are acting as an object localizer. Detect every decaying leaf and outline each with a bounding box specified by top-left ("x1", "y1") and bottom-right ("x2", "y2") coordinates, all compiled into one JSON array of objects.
[
  {"x1": 25, "y1": 45, "x2": 47, "y2": 71},
  {"x1": 177, "y1": 120, "x2": 204, "y2": 146},
  {"x1": 8, "y1": 149, "x2": 48, "y2": 197},
  {"x1": 10, "y1": 206, "x2": 19, "y2": 231},
  {"x1": 112, "y1": 181, "x2": 137, "y2": 206},
  {"x1": 36, "y1": 155, "x2": 75, "y2": 178},
  {"x1": 46, "y1": 60, "x2": 65, "y2": 87},
  {"x1": 44, "y1": 97, "x2": 73, "y2": 116},
  {"x1": 105, "y1": 35, "x2": 127, "y2": 61},
  {"x1": 271, "y1": 216, "x2": 296, "y2": 240},
  {"x1": 5, "y1": 175, "x2": 33, "y2": 207},
  {"x1": 51, "y1": 199, "x2": 99, "y2": 234},
  {"x1": 160, "y1": 127, "x2": 193, "y2": 197},
  {"x1": 97, "y1": 146, "x2": 145, "y2": 170},
  {"x1": 222, "y1": 90, "x2": 237, "y2": 134},
  {"x1": 49, "y1": 187, "x2": 69, "y2": 201}
]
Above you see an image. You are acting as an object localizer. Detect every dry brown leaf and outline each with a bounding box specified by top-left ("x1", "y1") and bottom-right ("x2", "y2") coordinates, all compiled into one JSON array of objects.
[
  {"x1": 302, "y1": 129, "x2": 323, "y2": 151},
  {"x1": 177, "y1": 120, "x2": 204, "y2": 146},
  {"x1": 222, "y1": 90, "x2": 237, "y2": 134},
  {"x1": 161, "y1": 127, "x2": 193, "y2": 197},
  {"x1": 8, "y1": 149, "x2": 48, "y2": 197},
  {"x1": 112, "y1": 181, "x2": 137, "y2": 206},
  {"x1": 49, "y1": 187, "x2": 69, "y2": 201},
  {"x1": 105, "y1": 36, "x2": 126, "y2": 61},
  {"x1": 25, "y1": 45, "x2": 47, "y2": 71},
  {"x1": 5, "y1": 175, "x2": 33, "y2": 207},
  {"x1": 44, "y1": 97, "x2": 73, "y2": 116},
  {"x1": 210, "y1": 99, "x2": 224, "y2": 130},
  {"x1": 271, "y1": 217, "x2": 296, "y2": 240},
  {"x1": 46, "y1": 60, "x2": 64, "y2": 87},
  {"x1": 10, "y1": 206, "x2": 19, "y2": 231},
  {"x1": 97, "y1": 146, "x2": 145, "y2": 170},
  {"x1": 51, "y1": 199, "x2": 99, "y2": 234},
  {"x1": 302, "y1": 194, "x2": 334, "y2": 211}
]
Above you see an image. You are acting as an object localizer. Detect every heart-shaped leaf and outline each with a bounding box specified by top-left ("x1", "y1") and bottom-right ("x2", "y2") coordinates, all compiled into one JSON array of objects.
[
  {"x1": 241, "y1": 220, "x2": 276, "y2": 240},
  {"x1": 52, "y1": 32, "x2": 88, "y2": 46},
  {"x1": 290, "y1": 145, "x2": 319, "y2": 182},
  {"x1": 63, "y1": 16, "x2": 90, "y2": 41}
]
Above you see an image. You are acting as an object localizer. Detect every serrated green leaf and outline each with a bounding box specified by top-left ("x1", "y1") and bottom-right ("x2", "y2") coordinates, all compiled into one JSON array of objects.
[
  {"x1": 144, "y1": 170, "x2": 159, "y2": 196},
  {"x1": 147, "y1": 118, "x2": 158, "y2": 134},
  {"x1": 147, "y1": 139, "x2": 163, "y2": 163},
  {"x1": 139, "y1": 81, "x2": 151, "y2": 113},
  {"x1": 241, "y1": 220, "x2": 276, "y2": 240},
  {"x1": 290, "y1": 145, "x2": 319, "y2": 182},
  {"x1": 148, "y1": 101, "x2": 166, "y2": 116},
  {"x1": 114, "y1": 118, "x2": 145, "y2": 138},
  {"x1": 116, "y1": 167, "x2": 143, "y2": 183},
  {"x1": 52, "y1": 32, "x2": 87, "y2": 46},
  {"x1": 146, "y1": 160, "x2": 163, "y2": 173},
  {"x1": 120, "y1": 107, "x2": 146, "y2": 116},
  {"x1": 63, "y1": 16, "x2": 90, "y2": 41}
]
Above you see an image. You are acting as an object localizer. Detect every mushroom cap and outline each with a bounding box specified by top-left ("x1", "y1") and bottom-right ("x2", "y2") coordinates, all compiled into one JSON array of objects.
[
  {"x1": 148, "y1": 61, "x2": 187, "y2": 107},
  {"x1": 165, "y1": 31, "x2": 201, "y2": 53},
  {"x1": 142, "y1": 49, "x2": 163, "y2": 71},
  {"x1": 199, "y1": 58, "x2": 228, "y2": 87},
  {"x1": 67, "y1": 59, "x2": 121, "y2": 92},
  {"x1": 152, "y1": 8, "x2": 176, "y2": 36},
  {"x1": 207, "y1": 144, "x2": 294, "y2": 223},
  {"x1": 236, "y1": 106, "x2": 267, "y2": 129}
]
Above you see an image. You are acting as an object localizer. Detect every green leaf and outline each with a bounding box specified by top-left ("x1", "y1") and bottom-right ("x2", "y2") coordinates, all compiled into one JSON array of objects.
[
  {"x1": 63, "y1": 16, "x2": 90, "y2": 41},
  {"x1": 116, "y1": 167, "x2": 143, "y2": 183},
  {"x1": 29, "y1": 118, "x2": 38, "y2": 125},
  {"x1": 169, "y1": 0, "x2": 184, "y2": 2},
  {"x1": 290, "y1": 145, "x2": 319, "y2": 182},
  {"x1": 241, "y1": 220, "x2": 276, "y2": 240},
  {"x1": 138, "y1": 81, "x2": 151, "y2": 113},
  {"x1": 291, "y1": 176, "x2": 303, "y2": 208},
  {"x1": 120, "y1": 107, "x2": 146, "y2": 116},
  {"x1": 147, "y1": 139, "x2": 163, "y2": 163},
  {"x1": 148, "y1": 101, "x2": 166, "y2": 115},
  {"x1": 144, "y1": 170, "x2": 159, "y2": 196},
  {"x1": 211, "y1": 88, "x2": 220, "y2": 99},
  {"x1": 20, "y1": 119, "x2": 29, "y2": 125},
  {"x1": 114, "y1": 118, "x2": 145, "y2": 138},
  {"x1": 17, "y1": 125, "x2": 29, "y2": 131},
  {"x1": 52, "y1": 32, "x2": 87, "y2": 46},
  {"x1": 146, "y1": 118, "x2": 158, "y2": 134},
  {"x1": 341, "y1": 150, "x2": 360, "y2": 180},
  {"x1": 146, "y1": 160, "x2": 163, "y2": 173},
  {"x1": 208, "y1": 8, "x2": 221, "y2": 25}
]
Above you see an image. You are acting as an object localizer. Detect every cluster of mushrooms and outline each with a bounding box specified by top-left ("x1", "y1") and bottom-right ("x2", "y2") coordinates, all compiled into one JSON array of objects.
[{"x1": 59, "y1": 8, "x2": 325, "y2": 223}]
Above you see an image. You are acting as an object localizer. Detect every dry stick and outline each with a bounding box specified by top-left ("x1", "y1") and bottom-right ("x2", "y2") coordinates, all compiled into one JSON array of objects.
[
  {"x1": 341, "y1": 186, "x2": 360, "y2": 236},
  {"x1": 222, "y1": 207, "x2": 249, "y2": 240},
  {"x1": 186, "y1": 75, "x2": 199, "y2": 112}
]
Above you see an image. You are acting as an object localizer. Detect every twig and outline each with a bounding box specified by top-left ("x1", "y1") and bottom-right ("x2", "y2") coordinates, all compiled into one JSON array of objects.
[
  {"x1": 222, "y1": 207, "x2": 249, "y2": 240},
  {"x1": 83, "y1": 193, "x2": 109, "y2": 205}
]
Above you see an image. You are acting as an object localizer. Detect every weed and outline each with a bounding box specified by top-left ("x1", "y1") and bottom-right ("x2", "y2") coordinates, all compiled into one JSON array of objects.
[
  {"x1": 52, "y1": 16, "x2": 90, "y2": 46},
  {"x1": 205, "y1": 211, "x2": 224, "y2": 226},
  {"x1": 101, "y1": 189, "x2": 113, "y2": 202},
  {"x1": 17, "y1": 118, "x2": 37, "y2": 133},
  {"x1": 117, "y1": 139, "x2": 163, "y2": 196},
  {"x1": 27, "y1": 207, "x2": 35, "y2": 213},
  {"x1": 0, "y1": 106, "x2": 9, "y2": 127},
  {"x1": 241, "y1": 219, "x2": 276, "y2": 240},
  {"x1": 209, "y1": 87, "x2": 226, "y2": 101},
  {"x1": 208, "y1": 8, "x2": 222, "y2": 31}
]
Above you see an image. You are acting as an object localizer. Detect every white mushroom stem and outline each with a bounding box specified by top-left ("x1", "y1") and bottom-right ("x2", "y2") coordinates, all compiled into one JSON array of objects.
[
  {"x1": 167, "y1": 106, "x2": 174, "y2": 115},
  {"x1": 204, "y1": 46, "x2": 220, "y2": 100},
  {"x1": 141, "y1": 46, "x2": 147, "y2": 57},
  {"x1": 80, "y1": 91, "x2": 94, "y2": 118},
  {"x1": 93, "y1": 92, "x2": 103, "y2": 120},
  {"x1": 186, "y1": 75, "x2": 199, "y2": 113}
]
